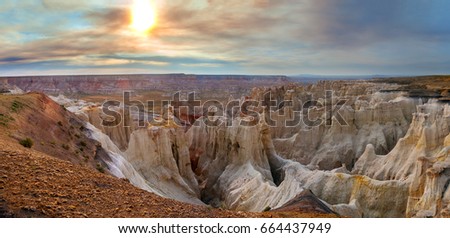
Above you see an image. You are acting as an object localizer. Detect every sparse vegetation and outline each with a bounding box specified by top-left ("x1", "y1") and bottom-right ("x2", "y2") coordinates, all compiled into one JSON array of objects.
[
  {"x1": 0, "y1": 113, "x2": 14, "y2": 127},
  {"x1": 96, "y1": 163, "x2": 105, "y2": 173},
  {"x1": 10, "y1": 100, "x2": 24, "y2": 113},
  {"x1": 19, "y1": 138, "x2": 34, "y2": 148},
  {"x1": 57, "y1": 121, "x2": 63, "y2": 127},
  {"x1": 219, "y1": 201, "x2": 227, "y2": 210},
  {"x1": 61, "y1": 144, "x2": 70, "y2": 150},
  {"x1": 80, "y1": 141, "x2": 87, "y2": 147}
]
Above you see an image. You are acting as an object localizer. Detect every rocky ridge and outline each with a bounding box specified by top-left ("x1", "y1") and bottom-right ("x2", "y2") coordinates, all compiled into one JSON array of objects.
[{"x1": 60, "y1": 80, "x2": 449, "y2": 217}]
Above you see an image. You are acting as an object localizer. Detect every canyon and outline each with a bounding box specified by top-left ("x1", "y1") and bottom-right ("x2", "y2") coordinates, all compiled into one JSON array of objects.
[{"x1": 1, "y1": 75, "x2": 449, "y2": 218}]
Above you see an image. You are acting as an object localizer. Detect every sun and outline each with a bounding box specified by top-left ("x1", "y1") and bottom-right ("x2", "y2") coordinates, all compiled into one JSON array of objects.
[{"x1": 131, "y1": 0, "x2": 157, "y2": 33}]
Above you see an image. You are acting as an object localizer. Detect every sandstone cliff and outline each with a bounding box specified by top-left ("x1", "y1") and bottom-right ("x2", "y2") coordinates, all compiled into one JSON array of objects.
[
  {"x1": 250, "y1": 81, "x2": 418, "y2": 171},
  {"x1": 354, "y1": 103, "x2": 450, "y2": 217}
]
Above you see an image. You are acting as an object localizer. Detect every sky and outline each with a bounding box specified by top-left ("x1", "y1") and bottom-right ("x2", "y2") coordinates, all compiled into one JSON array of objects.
[{"x1": 1, "y1": 0, "x2": 450, "y2": 76}]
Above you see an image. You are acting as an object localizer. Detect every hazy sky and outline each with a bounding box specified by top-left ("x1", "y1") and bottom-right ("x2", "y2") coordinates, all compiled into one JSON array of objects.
[{"x1": 1, "y1": 0, "x2": 450, "y2": 76}]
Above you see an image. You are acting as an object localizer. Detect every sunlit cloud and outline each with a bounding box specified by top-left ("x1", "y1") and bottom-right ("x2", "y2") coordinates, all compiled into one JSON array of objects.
[
  {"x1": 0, "y1": 0, "x2": 449, "y2": 76},
  {"x1": 69, "y1": 57, "x2": 134, "y2": 66},
  {"x1": 130, "y1": 0, "x2": 157, "y2": 33}
]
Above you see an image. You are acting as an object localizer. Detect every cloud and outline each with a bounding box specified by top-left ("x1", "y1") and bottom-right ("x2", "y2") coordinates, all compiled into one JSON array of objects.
[
  {"x1": 180, "y1": 63, "x2": 221, "y2": 68},
  {"x1": 85, "y1": 7, "x2": 131, "y2": 31},
  {"x1": 0, "y1": 0, "x2": 449, "y2": 75},
  {"x1": 100, "y1": 54, "x2": 243, "y2": 65},
  {"x1": 152, "y1": 0, "x2": 288, "y2": 50},
  {"x1": 0, "y1": 57, "x2": 29, "y2": 63},
  {"x1": 41, "y1": 0, "x2": 126, "y2": 11},
  {"x1": 289, "y1": 0, "x2": 450, "y2": 48},
  {"x1": 69, "y1": 55, "x2": 171, "y2": 67},
  {"x1": 41, "y1": 0, "x2": 92, "y2": 11}
]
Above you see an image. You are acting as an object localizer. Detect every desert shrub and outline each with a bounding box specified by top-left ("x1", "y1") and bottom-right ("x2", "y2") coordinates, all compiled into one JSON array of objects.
[
  {"x1": 19, "y1": 138, "x2": 34, "y2": 148},
  {"x1": 80, "y1": 141, "x2": 87, "y2": 147},
  {"x1": 61, "y1": 144, "x2": 70, "y2": 150},
  {"x1": 11, "y1": 100, "x2": 24, "y2": 113},
  {"x1": 57, "y1": 121, "x2": 63, "y2": 127},
  {"x1": 96, "y1": 163, "x2": 105, "y2": 173},
  {"x1": 0, "y1": 114, "x2": 12, "y2": 127}
]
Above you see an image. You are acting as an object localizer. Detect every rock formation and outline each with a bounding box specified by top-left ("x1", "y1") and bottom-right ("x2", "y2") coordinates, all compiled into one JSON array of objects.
[
  {"x1": 52, "y1": 97, "x2": 202, "y2": 205},
  {"x1": 186, "y1": 116, "x2": 409, "y2": 217},
  {"x1": 250, "y1": 81, "x2": 419, "y2": 171},
  {"x1": 0, "y1": 78, "x2": 23, "y2": 94},
  {"x1": 48, "y1": 79, "x2": 449, "y2": 218},
  {"x1": 4, "y1": 74, "x2": 288, "y2": 96},
  {"x1": 354, "y1": 102, "x2": 450, "y2": 217}
]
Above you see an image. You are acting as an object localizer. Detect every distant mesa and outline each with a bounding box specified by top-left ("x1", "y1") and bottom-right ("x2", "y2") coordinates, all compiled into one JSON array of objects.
[{"x1": 2, "y1": 74, "x2": 289, "y2": 95}]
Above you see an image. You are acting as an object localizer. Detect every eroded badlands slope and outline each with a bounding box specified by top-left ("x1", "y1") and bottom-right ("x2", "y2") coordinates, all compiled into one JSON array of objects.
[
  {"x1": 2, "y1": 78, "x2": 449, "y2": 218},
  {"x1": 0, "y1": 93, "x2": 336, "y2": 218},
  {"x1": 0, "y1": 139, "x2": 250, "y2": 218},
  {"x1": 60, "y1": 80, "x2": 449, "y2": 217}
]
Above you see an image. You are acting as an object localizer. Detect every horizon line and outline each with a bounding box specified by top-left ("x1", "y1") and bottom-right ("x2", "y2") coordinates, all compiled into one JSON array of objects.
[{"x1": 1, "y1": 73, "x2": 447, "y2": 78}]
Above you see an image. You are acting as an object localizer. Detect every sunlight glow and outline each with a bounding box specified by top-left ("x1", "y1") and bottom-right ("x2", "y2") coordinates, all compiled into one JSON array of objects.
[{"x1": 131, "y1": 0, "x2": 157, "y2": 33}]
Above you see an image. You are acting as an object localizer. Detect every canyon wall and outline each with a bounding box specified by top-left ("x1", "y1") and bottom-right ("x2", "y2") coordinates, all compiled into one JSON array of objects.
[
  {"x1": 187, "y1": 117, "x2": 410, "y2": 217},
  {"x1": 5, "y1": 74, "x2": 288, "y2": 96},
  {"x1": 354, "y1": 103, "x2": 450, "y2": 217},
  {"x1": 250, "y1": 81, "x2": 419, "y2": 171},
  {"x1": 51, "y1": 80, "x2": 449, "y2": 217}
]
